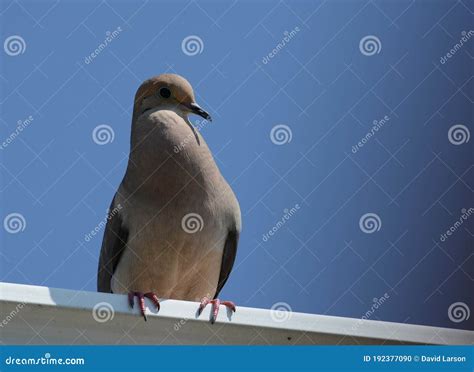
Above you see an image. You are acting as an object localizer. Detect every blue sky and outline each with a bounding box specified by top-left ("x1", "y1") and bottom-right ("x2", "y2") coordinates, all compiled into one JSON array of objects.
[{"x1": 1, "y1": 0, "x2": 472, "y2": 331}]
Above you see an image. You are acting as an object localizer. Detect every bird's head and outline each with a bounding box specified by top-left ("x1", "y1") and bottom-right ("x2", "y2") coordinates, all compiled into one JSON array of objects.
[{"x1": 132, "y1": 74, "x2": 212, "y2": 122}]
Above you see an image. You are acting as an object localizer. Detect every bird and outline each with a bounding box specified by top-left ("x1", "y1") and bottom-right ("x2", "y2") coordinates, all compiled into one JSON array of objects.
[{"x1": 97, "y1": 74, "x2": 241, "y2": 323}]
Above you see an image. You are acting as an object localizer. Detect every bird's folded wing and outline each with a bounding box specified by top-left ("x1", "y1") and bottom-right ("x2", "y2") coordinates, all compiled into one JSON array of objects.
[
  {"x1": 214, "y1": 230, "x2": 239, "y2": 299},
  {"x1": 97, "y1": 197, "x2": 129, "y2": 293}
]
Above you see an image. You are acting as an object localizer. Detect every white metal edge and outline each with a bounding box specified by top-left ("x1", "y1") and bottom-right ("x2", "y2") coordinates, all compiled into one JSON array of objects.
[{"x1": 1, "y1": 282, "x2": 472, "y2": 345}]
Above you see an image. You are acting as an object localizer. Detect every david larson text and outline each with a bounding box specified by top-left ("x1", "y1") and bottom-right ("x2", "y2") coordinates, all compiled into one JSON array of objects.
[{"x1": 421, "y1": 355, "x2": 466, "y2": 363}]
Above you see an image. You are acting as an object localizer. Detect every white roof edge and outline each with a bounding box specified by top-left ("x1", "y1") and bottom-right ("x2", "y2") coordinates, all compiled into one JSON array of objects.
[{"x1": 0, "y1": 282, "x2": 472, "y2": 345}]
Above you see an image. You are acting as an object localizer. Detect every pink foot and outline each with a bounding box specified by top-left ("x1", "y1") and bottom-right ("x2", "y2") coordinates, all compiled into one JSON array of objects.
[
  {"x1": 198, "y1": 297, "x2": 236, "y2": 324},
  {"x1": 128, "y1": 291, "x2": 160, "y2": 321}
]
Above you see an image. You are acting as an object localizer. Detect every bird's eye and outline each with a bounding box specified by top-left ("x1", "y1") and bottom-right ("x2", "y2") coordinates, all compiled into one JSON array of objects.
[{"x1": 159, "y1": 87, "x2": 171, "y2": 98}]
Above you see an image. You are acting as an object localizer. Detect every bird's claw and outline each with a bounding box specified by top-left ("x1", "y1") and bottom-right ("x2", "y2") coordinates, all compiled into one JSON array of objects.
[
  {"x1": 128, "y1": 291, "x2": 160, "y2": 321},
  {"x1": 198, "y1": 297, "x2": 236, "y2": 324}
]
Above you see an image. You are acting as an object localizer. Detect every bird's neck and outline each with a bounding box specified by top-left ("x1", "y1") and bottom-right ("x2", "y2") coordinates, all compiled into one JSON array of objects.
[{"x1": 122, "y1": 110, "x2": 218, "y2": 200}]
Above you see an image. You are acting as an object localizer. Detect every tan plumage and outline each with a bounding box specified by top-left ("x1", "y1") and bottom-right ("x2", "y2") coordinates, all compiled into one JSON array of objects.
[{"x1": 97, "y1": 74, "x2": 241, "y2": 304}]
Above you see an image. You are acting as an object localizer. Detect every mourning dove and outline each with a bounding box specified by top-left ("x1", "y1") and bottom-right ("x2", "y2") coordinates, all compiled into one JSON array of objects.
[{"x1": 97, "y1": 74, "x2": 241, "y2": 323}]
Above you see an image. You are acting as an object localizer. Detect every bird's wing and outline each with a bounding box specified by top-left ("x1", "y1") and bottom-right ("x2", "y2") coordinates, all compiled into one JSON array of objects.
[
  {"x1": 97, "y1": 197, "x2": 129, "y2": 293},
  {"x1": 214, "y1": 229, "x2": 239, "y2": 298}
]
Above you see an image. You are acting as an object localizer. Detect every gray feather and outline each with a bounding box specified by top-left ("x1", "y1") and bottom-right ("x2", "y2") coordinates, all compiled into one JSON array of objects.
[
  {"x1": 97, "y1": 197, "x2": 128, "y2": 293},
  {"x1": 214, "y1": 230, "x2": 239, "y2": 298}
]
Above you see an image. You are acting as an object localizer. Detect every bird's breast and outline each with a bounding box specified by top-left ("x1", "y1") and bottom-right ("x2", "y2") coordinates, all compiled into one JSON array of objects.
[
  {"x1": 111, "y1": 109, "x2": 240, "y2": 299},
  {"x1": 111, "y1": 197, "x2": 228, "y2": 300}
]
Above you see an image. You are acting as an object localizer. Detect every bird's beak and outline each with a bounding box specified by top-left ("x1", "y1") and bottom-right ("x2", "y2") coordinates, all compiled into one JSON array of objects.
[{"x1": 186, "y1": 102, "x2": 212, "y2": 122}]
